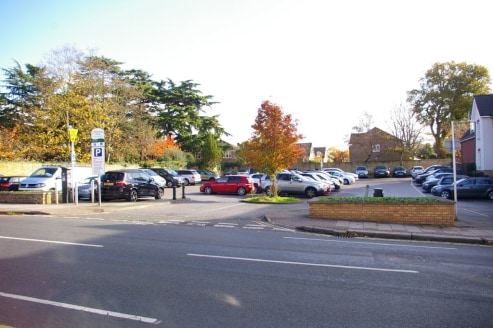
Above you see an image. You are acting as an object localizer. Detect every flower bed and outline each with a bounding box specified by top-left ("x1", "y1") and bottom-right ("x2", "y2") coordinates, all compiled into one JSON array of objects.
[{"x1": 309, "y1": 197, "x2": 455, "y2": 226}]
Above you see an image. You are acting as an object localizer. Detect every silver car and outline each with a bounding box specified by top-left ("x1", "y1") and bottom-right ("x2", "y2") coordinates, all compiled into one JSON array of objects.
[
  {"x1": 175, "y1": 169, "x2": 201, "y2": 185},
  {"x1": 261, "y1": 172, "x2": 329, "y2": 198}
]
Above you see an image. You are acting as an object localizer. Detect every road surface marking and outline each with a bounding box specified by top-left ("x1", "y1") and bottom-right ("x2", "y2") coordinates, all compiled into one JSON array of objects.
[
  {"x1": 0, "y1": 236, "x2": 103, "y2": 247},
  {"x1": 284, "y1": 237, "x2": 456, "y2": 250},
  {"x1": 187, "y1": 253, "x2": 419, "y2": 273},
  {"x1": 0, "y1": 292, "x2": 161, "y2": 324}
]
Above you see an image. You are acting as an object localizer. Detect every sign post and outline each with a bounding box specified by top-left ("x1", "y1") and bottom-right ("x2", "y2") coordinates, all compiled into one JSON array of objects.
[
  {"x1": 91, "y1": 128, "x2": 105, "y2": 206},
  {"x1": 69, "y1": 128, "x2": 78, "y2": 204}
]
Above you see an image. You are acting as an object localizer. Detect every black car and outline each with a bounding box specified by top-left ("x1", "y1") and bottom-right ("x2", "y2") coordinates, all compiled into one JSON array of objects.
[
  {"x1": 414, "y1": 166, "x2": 455, "y2": 185},
  {"x1": 392, "y1": 166, "x2": 407, "y2": 178},
  {"x1": 431, "y1": 177, "x2": 493, "y2": 200},
  {"x1": 421, "y1": 174, "x2": 467, "y2": 192},
  {"x1": 100, "y1": 169, "x2": 164, "y2": 202},
  {"x1": 0, "y1": 176, "x2": 27, "y2": 191},
  {"x1": 148, "y1": 168, "x2": 184, "y2": 187},
  {"x1": 374, "y1": 165, "x2": 390, "y2": 178}
]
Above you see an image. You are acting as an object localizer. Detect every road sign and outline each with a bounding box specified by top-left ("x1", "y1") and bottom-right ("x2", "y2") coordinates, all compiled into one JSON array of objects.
[
  {"x1": 93, "y1": 147, "x2": 104, "y2": 157},
  {"x1": 69, "y1": 128, "x2": 78, "y2": 142},
  {"x1": 91, "y1": 129, "x2": 105, "y2": 176}
]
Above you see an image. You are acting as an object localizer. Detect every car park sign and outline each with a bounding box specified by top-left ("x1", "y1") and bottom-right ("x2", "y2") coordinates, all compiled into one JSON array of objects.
[{"x1": 91, "y1": 128, "x2": 105, "y2": 176}]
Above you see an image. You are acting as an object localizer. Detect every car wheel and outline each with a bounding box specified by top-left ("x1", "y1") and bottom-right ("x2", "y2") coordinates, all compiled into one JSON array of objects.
[
  {"x1": 343, "y1": 178, "x2": 349, "y2": 185},
  {"x1": 155, "y1": 188, "x2": 164, "y2": 199},
  {"x1": 166, "y1": 181, "x2": 174, "y2": 188},
  {"x1": 183, "y1": 179, "x2": 190, "y2": 186},
  {"x1": 265, "y1": 186, "x2": 273, "y2": 196},
  {"x1": 237, "y1": 187, "x2": 246, "y2": 196},
  {"x1": 305, "y1": 187, "x2": 317, "y2": 198},
  {"x1": 440, "y1": 190, "x2": 451, "y2": 199},
  {"x1": 487, "y1": 190, "x2": 493, "y2": 200},
  {"x1": 128, "y1": 189, "x2": 138, "y2": 202},
  {"x1": 204, "y1": 186, "x2": 213, "y2": 194}
]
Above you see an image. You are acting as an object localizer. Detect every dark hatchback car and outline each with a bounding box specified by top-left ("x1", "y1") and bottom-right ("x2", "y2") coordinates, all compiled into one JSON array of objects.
[
  {"x1": 100, "y1": 169, "x2": 164, "y2": 202},
  {"x1": 148, "y1": 168, "x2": 184, "y2": 187},
  {"x1": 421, "y1": 173, "x2": 467, "y2": 192},
  {"x1": 414, "y1": 166, "x2": 455, "y2": 185},
  {"x1": 77, "y1": 176, "x2": 99, "y2": 200},
  {"x1": 392, "y1": 166, "x2": 407, "y2": 178},
  {"x1": 374, "y1": 165, "x2": 390, "y2": 178},
  {"x1": 431, "y1": 177, "x2": 493, "y2": 200},
  {"x1": 0, "y1": 176, "x2": 27, "y2": 191}
]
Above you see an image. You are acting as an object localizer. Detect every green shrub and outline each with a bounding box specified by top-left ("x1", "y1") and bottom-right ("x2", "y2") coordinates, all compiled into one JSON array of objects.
[{"x1": 316, "y1": 197, "x2": 442, "y2": 203}]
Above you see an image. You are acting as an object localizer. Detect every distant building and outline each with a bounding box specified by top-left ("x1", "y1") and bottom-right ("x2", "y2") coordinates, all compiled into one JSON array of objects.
[
  {"x1": 461, "y1": 94, "x2": 493, "y2": 175},
  {"x1": 349, "y1": 127, "x2": 406, "y2": 162}
]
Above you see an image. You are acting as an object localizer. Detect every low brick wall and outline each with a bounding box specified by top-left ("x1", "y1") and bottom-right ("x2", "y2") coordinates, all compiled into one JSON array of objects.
[
  {"x1": 0, "y1": 192, "x2": 64, "y2": 204},
  {"x1": 309, "y1": 201, "x2": 455, "y2": 226}
]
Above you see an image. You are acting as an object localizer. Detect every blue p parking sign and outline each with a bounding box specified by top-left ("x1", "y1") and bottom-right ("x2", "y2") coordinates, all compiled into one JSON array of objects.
[{"x1": 93, "y1": 147, "x2": 103, "y2": 157}]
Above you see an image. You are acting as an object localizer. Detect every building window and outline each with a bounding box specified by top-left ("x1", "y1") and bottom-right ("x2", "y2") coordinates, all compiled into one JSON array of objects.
[
  {"x1": 223, "y1": 150, "x2": 233, "y2": 159},
  {"x1": 372, "y1": 144, "x2": 380, "y2": 152}
]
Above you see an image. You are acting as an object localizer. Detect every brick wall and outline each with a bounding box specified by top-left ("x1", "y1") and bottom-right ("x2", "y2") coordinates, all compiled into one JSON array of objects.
[
  {"x1": 309, "y1": 201, "x2": 455, "y2": 226},
  {"x1": 0, "y1": 192, "x2": 62, "y2": 204}
]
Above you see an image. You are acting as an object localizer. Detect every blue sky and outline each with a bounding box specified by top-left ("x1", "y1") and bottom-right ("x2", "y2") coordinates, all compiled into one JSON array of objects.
[{"x1": 1, "y1": 0, "x2": 492, "y2": 149}]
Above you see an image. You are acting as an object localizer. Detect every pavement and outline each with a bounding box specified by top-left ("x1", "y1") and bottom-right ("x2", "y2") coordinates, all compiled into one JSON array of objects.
[{"x1": 0, "y1": 199, "x2": 492, "y2": 246}]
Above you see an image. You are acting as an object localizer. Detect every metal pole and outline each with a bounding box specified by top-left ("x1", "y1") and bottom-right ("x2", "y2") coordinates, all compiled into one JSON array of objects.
[{"x1": 451, "y1": 121, "x2": 458, "y2": 219}]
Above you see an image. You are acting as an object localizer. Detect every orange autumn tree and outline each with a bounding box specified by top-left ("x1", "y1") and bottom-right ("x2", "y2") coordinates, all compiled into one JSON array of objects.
[
  {"x1": 242, "y1": 100, "x2": 304, "y2": 196},
  {"x1": 149, "y1": 133, "x2": 181, "y2": 160}
]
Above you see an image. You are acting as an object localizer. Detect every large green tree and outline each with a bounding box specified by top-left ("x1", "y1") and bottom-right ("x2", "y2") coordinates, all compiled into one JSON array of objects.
[
  {"x1": 0, "y1": 47, "x2": 229, "y2": 164},
  {"x1": 407, "y1": 61, "x2": 490, "y2": 158},
  {"x1": 149, "y1": 79, "x2": 229, "y2": 155},
  {"x1": 200, "y1": 133, "x2": 222, "y2": 171}
]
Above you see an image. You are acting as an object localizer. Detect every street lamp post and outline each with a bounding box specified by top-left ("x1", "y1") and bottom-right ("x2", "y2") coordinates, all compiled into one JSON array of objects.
[{"x1": 451, "y1": 121, "x2": 458, "y2": 219}]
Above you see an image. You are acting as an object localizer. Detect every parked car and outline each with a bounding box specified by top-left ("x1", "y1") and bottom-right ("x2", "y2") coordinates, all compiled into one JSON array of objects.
[
  {"x1": 148, "y1": 168, "x2": 184, "y2": 187},
  {"x1": 299, "y1": 172, "x2": 334, "y2": 192},
  {"x1": 197, "y1": 169, "x2": 220, "y2": 181},
  {"x1": 249, "y1": 173, "x2": 265, "y2": 191},
  {"x1": 374, "y1": 165, "x2": 390, "y2": 178},
  {"x1": 431, "y1": 177, "x2": 493, "y2": 200},
  {"x1": 0, "y1": 176, "x2": 27, "y2": 191},
  {"x1": 323, "y1": 169, "x2": 355, "y2": 185},
  {"x1": 175, "y1": 169, "x2": 201, "y2": 186},
  {"x1": 324, "y1": 168, "x2": 359, "y2": 181},
  {"x1": 78, "y1": 176, "x2": 99, "y2": 200},
  {"x1": 262, "y1": 172, "x2": 330, "y2": 198},
  {"x1": 422, "y1": 174, "x2": 467, "y2": 193},
  {"x1": 100, "y1": 169, "x2": 164, "y2": 202},
  {"x1": 414, "y1": 166, "x2": 455, "y2": 185},
  {"x1": 307, "y1": 171, "x2": 341, "y2": 190},
  {"x1": 410, "y1": 166, "x2": 424, "y2": 179},
  {"x1": 392, "y1": 166, "x2": 407, "y2": 178},
  {"x1": 200, "y1": 175, "x2": 255, "y2": 195},
  {"x1": 355, "y1": 166, "x2": 369, "y2": 178},
  {"x1": 139, "y1": 168, "x2": 167, "y2": 189}
]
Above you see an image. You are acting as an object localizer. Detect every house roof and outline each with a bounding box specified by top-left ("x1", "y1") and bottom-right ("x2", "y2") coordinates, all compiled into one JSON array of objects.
[
  {"x1": 460, "y1": 129, "x2": 475, "y2": 142},
  {"x1": 474, "y1": 94, "x2": 493, "y2": 117},
  {"x1": 349, "y1": 127, "x2": 397, "y2": 143},
  {"x1": 297, "y1": 142, "x2": 313, "y2": 157}
]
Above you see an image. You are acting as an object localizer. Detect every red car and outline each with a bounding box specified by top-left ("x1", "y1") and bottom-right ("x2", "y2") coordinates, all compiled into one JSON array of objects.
[{"x1": 200, "y1": 175, "x2": 255, "y2": 196}]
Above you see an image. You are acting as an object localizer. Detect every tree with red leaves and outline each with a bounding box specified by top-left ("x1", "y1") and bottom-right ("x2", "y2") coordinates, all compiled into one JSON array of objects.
[{"x1": 241, "y1": 100, "x2": 304, "y2": 195}]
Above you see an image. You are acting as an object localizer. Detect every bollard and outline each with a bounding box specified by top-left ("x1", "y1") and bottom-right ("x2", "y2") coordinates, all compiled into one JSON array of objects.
[
  {"x1": 172, "y1": 185, "x2": 177, "y2": 200},
  {"x1": 373, "y1": 188, "x2": 384, "y2": 197},
  {"x1": 365, "y1": 185, "x2": 370, "y2": 197},
  {"x1": 182, "y1": 184, "x2": 186, "y2": 199}
]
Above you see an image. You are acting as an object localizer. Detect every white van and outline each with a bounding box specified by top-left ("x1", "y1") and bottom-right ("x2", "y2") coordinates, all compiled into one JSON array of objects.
[{"x1": 19, "y1": 166, "x2": 92, "y2": 191}]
